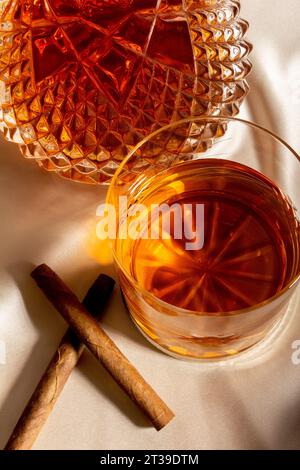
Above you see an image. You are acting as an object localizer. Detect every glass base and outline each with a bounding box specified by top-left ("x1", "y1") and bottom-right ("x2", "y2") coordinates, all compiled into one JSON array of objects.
[{"x1": 125, "y1": 291, "x2": 298, "y2": 366}]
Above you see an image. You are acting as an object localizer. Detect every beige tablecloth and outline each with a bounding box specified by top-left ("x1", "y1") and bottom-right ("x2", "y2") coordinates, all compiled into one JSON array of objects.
[{"x1": 1, "y1": 0, "x2": 300, "y2": 450}]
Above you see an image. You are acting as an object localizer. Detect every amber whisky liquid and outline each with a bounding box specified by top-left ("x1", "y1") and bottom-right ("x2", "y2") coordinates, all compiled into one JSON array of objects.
[{"x1": 118, "y1": 159, "x2": 300, "y2": 313}]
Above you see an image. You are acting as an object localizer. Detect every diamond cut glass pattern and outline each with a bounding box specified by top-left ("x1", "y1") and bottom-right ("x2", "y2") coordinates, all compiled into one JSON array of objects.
[{"x1": 0, "y1": 0, "x2": 252, "y2": 183}]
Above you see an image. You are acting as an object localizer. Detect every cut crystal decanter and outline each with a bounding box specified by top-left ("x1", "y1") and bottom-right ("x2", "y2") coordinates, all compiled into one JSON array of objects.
[{"x1": 0, "y1": 1, "x2": 252, "y2": 183}]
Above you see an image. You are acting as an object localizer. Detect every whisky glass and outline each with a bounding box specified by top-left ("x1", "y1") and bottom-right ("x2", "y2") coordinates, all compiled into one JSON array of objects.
[{"x1": 107, "y1": 117, "x2": 300, "y2": 360}]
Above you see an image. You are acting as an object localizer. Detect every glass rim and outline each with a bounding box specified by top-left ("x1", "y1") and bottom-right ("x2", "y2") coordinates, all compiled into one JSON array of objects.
[{"x1": 107, "y1": 115, "x2": 300, "y2": 317}]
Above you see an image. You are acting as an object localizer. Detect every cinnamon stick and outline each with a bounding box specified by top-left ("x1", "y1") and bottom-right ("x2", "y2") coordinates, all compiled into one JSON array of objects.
[
  {"x1": 5, "y1": 274, "x2": 115, "y2": 451},
  {"x1": 31, "y1": 264, "x2": 175, "y2": 431}
]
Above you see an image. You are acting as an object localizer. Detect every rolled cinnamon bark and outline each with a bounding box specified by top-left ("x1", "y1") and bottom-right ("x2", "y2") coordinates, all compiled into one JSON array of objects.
[
  {"x1": 31, "y1": 264, "x2": 175, "y2": 431},
  {"x1": 5, "y1": 274, "x2": 115, "y2": 451}
]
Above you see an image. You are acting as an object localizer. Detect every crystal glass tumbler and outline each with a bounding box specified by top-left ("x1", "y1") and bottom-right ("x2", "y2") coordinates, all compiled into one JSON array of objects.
[
  {"x1": 0, "y1": 1, "x2": 251, "y2": 183},
  {"x1": 107, "y1": 117, "x2": 300, "y2": 360}
]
